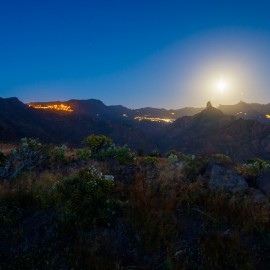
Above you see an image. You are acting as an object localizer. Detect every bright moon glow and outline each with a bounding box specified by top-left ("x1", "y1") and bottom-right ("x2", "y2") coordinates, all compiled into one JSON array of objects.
[{"x1": 216, "y1": 77, "x2": 226, "y2": 93}]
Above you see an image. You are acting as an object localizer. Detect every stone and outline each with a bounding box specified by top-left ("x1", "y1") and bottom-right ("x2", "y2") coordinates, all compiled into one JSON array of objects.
[{"x1": 209, "y1": 165, "x2": 248, "y2": 193}]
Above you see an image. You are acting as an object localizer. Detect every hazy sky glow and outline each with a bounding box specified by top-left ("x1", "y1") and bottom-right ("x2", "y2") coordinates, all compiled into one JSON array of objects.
[{"x1": 1, "y1": 0, "x2": 270, "y2": 108}]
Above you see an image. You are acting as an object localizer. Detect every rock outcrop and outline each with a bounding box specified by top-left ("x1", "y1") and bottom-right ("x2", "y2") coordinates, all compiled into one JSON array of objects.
[{"x1": 208, "y1": 165, "x2": 248, "y2": 193}]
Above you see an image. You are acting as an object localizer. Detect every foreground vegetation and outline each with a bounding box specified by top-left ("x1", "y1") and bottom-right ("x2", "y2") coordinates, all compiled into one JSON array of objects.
[{"x1": 0, "y1": 137, "x2": 270, "y2": 269}]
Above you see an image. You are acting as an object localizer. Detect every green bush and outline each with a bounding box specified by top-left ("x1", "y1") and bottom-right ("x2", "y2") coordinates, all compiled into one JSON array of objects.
[
  {"x1": 236, "y1": 158, "x2": 270, "y2": 176},
  {"x1": 148, "y1": 149, "x2": 161, "y2": 157},
  {"x1": 166, "y1": 149, "x2": 178, "y2": 157},
  {"x1": 140, "y1": 156, "x2": 158, "y2": 167},
  {"x1": 83, "y1": 135, "x2": 135, "y2": 165},
  {"x1": 0, "y1": 138, "x2": 46, "y2": 179},
  {"x1": 100, "y1": 144, "x2": 136, "y2": 165},
  {"x1": 213, "y1": 153, "x2": 231, "y2": 160},
  {"x1": 53, "y1": 144, "x2": 67, "y2": 162},
  {"x1": 52, "y1": 166, "x2": 115, "y2": 228},
  {"x1": 181, "y1": 155, "x2": 208, "y2": 182},
  {"x1": 21, "y1": 137, "x2": 43, "y2": 152},
  {"x1": 84, "y1": 135, "x2": 113, "y2": 155},
  {"x1": 167, "y1": 153, "x2": 178, "y2": 164},
  {"x1": 212, "y1": 153, "x2": 232, "y2": 164},
  {"x1": 182, "y1": 154, "x2": 196, "y2": 162},
  {"x1": 76, "y1": 148, "x2": 92, "y2": 160}
]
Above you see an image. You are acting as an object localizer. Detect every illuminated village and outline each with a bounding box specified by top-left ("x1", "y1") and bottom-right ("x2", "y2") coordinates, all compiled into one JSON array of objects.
[
  {"x1": 134, "y1": 116, "x2": 175, "y2": 123},
  {"x1": 28, "y1": 104, "x2": 73, "y2": 112}
]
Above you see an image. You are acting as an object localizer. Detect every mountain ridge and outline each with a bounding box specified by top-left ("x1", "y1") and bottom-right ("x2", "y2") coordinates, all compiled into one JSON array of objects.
[
  {"x1": 159, "y1": 105, "x2": 270, "y2": 160},
  {"x1": 27, "y1": 98, "x2": 270, "y2": 124},
  {"x1": 1, "y1": 97, "x2": 270, "y2": 160},
  {"x1": 0, "y1": 97, "x2": 155, "y2": 150}
]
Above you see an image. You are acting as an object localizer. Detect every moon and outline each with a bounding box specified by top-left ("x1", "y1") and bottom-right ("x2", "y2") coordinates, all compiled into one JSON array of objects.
[{"x1": 216, "y1": 77, "x2": 226, "y2": 93}]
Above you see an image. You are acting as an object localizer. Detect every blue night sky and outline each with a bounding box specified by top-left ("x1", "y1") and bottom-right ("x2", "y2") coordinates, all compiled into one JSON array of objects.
[{"x1": 1, "y1": 0, "x2": 270, "y2": 108}]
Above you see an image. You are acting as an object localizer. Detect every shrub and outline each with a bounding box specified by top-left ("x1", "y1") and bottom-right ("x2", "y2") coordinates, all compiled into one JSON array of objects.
[
  {"x1": 21, "y1": 137, "x2": 43, "y2": 152},
  {"x1": 211, "y1": 153, "x2": 232, "y2": 165},
  {"x1": 84, "y1": 135, "x2": 113, "y2": 155},
  {"x1": 182, "y1": 154, "x2": 196, "y2": 161},
  {"x1": 0, "y1": 138, "x2": 46, "y2": 179},
  {"x1": 52, "y1": 166, "x2": 115, "y2": 228},
  {"x1": 53, "y1": 144, "x2": 67, "y2": 162},
  {"x1": 100, "y1": 144, "x2": 136, "y2": 165},
  {"x1": 166, "y1": 149, "x2": 178, "y2": 157},
  {"x1": 236, "y1": 158, "x2": 270, "y2": 176},
  {"x1": 167, "y1": 153, "x2": 178, "y2": 164},
  {"x1": 104, "y1": 175, "x2": 114, "y2": 181},
  {"x1": 76, "y1": 148, "x2": 92, "y2": 160},
  {"x1": 83, "y1": 135, "x2": 135, "y2": 165},
  {"x1": 140, "y1": 156, "x2": 158, "y2": 167},
  {"x1": 148, "y1": 149, "x2": 161, "y2": 157},
  {"x1": 181, "y1": 155, "x2": 208, "y2": 182}
]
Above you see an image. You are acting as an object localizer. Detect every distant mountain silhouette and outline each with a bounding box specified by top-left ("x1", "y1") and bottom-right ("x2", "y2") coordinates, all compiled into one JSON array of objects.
[
  {"x1": 219, "y1": 101, "x2": 270, "y2": 124},
  {"x1": 28, "y1": 99, "x2": 270, "y2": 125},
  {"x1": 1, "y1": 97, "x2": 270, "y2": 160},
  {"x1": 28, "y1": 99, "x2": 203, "y2": 137},
  {"x1": 0, "y1": 98, "x2": 154, "y2": 150},
  {"x1": 28, "y1": 100, "x2": 202, "y2": 121},
  {"x1": 159, "y1": 103, "x2": 270, "y2": 160}
]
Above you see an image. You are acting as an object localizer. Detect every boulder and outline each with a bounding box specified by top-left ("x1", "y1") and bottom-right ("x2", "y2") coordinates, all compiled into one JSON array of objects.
[
  {"x1": 256, "y1": 172, "x2": 270, "y2": 196},
  {"x1": 209, "y1": 165, "x2": 248, "y2": 193}
]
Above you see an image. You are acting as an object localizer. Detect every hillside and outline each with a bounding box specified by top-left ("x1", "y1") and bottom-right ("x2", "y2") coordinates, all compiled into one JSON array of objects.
[
  {"x1": 1, "y1": 97, "x2": 270, "y2": 160},
  {"x1": 28, "y1": 100, "x2": 202, "y2": 121},
  {"x1": 219, "y1": 101, "x2": 270, "y2": 124},
  {"x1": 0, "y1": 138, "x2": 270, "y2": 269},
  {"x1": 0, "y1": 98, "x2": 154, "y2": 150},
  {"x1": 160, "y1": 103, "x2": 270, "y2": 160}
]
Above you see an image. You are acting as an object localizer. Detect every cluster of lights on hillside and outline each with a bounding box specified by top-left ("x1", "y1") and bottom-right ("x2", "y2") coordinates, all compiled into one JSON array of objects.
[
  {"x1": 29, "y1": 104, "x2": 73, "y2": 112},
  {"x1": 134, "y1": 116, "x2": 175, "y2": 123},
  {"x1": 234, "y1": 112, "x2": 270, "y2": 120},
  {"x1": 236, "y1": 112, "x2": 247, "y2": 116}
]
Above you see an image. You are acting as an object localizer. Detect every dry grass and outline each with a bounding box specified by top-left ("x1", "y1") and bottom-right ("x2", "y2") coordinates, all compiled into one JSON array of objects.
[
  {"x1": 204, "y1": 192, "x2": 270, "y2": 232},
  {"x1": 176, "y1": 182, "x2": 206, "y2": 208},
  {"x1": 126, "y1": 164, "x2": 181, "y2": 253},
  {"x1": 199, "y1": 231, "x2": 255, "y2": 270},
  {"x1": 0, "y1": 167, "x2": 79, "y2": 211},
  {"x1": 71, "y1": 236, "x2": 123, "y2": 270},
  {"x1": 1, "y1": 150, "x2": 269, "y2": 269},
  {"x1": 0, "y1": 143, "x2": 16, "y2": 154}
]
